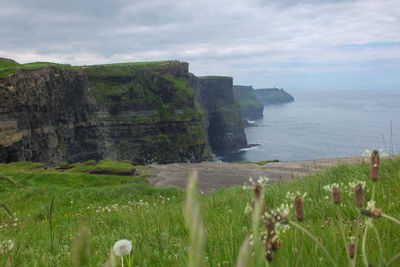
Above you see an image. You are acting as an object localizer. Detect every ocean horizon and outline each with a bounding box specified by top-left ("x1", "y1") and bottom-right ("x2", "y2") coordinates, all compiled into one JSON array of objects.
[{"x1": 220, "y1": 88, "x2": 400, "y2": 162}]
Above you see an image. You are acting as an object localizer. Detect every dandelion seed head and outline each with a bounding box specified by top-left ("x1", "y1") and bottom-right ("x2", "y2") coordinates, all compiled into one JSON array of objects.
[{"x1": 113, "y1": 239, "x2": 132, "y2": 257}]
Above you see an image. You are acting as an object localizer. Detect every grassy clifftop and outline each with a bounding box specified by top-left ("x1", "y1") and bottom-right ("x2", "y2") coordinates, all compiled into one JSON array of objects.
[
  {"x1": 0, "y1": 61, "x2": 77, "y2": 78},
  {"x1": 0, "y1": 60, "x2": 178, "y2": 79}
]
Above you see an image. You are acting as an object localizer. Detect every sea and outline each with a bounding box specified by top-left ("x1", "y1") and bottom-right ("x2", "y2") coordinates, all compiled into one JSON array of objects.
[{"x1": 220, "y1": 89, "x2": 400, "y2": 162}]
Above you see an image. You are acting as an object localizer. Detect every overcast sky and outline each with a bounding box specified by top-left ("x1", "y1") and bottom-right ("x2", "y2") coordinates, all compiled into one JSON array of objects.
[{"x1": 1, "y1": 0, "x2": 399, "y2": 90}]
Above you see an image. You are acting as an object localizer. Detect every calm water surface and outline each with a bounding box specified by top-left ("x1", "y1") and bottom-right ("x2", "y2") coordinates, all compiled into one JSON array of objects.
[{"x1": 220, "y1": 89, "x2": 400, "y2": 162}]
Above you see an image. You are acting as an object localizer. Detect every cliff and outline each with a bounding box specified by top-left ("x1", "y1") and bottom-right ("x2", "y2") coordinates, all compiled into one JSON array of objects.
[
  {"x1": 254, "y1": 88, "x2": 294, "y2": 104},
  {"x1": 191, "y1": 76, "x2": 247, "y2": 155},
  {"x1": 0, "y1": 60, "x2": 208, "y2": 164},
  {"x1": 232, "y1": 85, "x2": 263, "y2": 120}
]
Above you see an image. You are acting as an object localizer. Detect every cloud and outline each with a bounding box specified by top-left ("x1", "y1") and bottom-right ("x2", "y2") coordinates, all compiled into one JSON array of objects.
[{"x1": 1, "y1": 0, "x2": 400, "y2": 89}]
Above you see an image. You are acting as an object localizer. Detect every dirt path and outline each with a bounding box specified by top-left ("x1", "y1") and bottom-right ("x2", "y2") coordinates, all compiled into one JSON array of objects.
[{"x1": 140, "y1": 157, "x2": 364, "y2": 192}]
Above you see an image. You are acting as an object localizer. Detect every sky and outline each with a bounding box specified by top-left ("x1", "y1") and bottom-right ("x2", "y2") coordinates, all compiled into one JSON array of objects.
[{"x1": 1, "y1": 0, "x2": 400, "y2": 90}]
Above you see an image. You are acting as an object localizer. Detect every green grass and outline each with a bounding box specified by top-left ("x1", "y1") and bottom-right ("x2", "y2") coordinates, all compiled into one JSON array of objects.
[
  {"x1": 0, "y1": 160, "x2": 145, "y2": 189},
  {"x1": 83, "y1": 60, "x2": 177, "y2": 69},
  {"x1": 0, "y1": 60, "x2": 178, "y2": 79},
  {"x1": 0, "y1": 61, "x2": 78, "y2": 78},
  {"x1": 1, "y1": 157, "x2": 400, "y2": 266}
]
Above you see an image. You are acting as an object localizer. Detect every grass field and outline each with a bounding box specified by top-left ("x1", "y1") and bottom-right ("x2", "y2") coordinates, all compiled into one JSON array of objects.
[
  {"x1": 0, "y1": 61, "x2": 78, "y2": 78},
  {"x1": 0, "y1": 60, "x2": 179, "y2": 79},
  {"x1": 0, "y1": 156, "x2": 399, "y2": 266}
]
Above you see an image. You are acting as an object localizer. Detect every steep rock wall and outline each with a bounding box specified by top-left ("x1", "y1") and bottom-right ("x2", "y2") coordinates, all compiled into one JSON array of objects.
[
  {"x1": 232, "y1": 85, "x2": 264, "y2": 120},
  {"x1": 0, "y1": 61, "x2": 207, "y2": 164},
  {"x1": 191, "y1": 76, "x2": 247, "y2": 155}
]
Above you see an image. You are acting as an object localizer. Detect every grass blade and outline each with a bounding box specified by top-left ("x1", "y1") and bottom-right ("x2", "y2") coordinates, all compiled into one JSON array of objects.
[
  {"x1": 236, "y1": 237, "x2": 251, "y2": 267},
  {"x1": 183, "y1": 171, "x2": 205, "y2": 267},
  {"x1": 290, "y1": 221, "x2": 336, "y2": 266}
]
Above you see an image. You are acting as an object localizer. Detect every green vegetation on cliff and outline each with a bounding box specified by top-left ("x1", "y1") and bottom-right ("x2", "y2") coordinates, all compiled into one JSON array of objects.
[
  {"x1": 84, "y1": 62, "x2": 192, "y2": 113},
  {"x1": 1, "y1": 157, "x2": 399, "y2": 266}
]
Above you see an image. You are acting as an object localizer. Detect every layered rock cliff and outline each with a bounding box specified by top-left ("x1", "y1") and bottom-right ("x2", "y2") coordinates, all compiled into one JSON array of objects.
[
  {"x1": 0, "y1": 60, "x2": 208, "y2": 164},
  {"x1": 232, "y1": 85, "x2": 263, "y2": 120},
  {"x1": 254, "y1": 88, "x2": 294, "y2": 104},
  {"x1": 191, "y1": 76, "x2": 247, "y2": 155}
]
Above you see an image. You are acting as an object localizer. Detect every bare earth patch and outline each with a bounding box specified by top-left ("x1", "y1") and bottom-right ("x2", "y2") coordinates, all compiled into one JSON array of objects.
[{"x1": 141, "y1": 157, "x2": 364, "y2": 193}]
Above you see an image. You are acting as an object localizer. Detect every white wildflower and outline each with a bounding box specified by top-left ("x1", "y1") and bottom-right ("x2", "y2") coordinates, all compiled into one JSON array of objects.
[
  {"x1": 323, "y1": 183, "x2": 340, "y2": 192},
  {"x1": 244, "y1": 203, "x2": 253, "y2": 214},
  {"x1": 286, "y1": 191, "x2": 307, "y2": 201},
  {"x1": 113, "y1": 239, "x2": 132, "y2": 256},
  {"x1": 8, "y1": 240, "x2": 14, "y2": 250},
  {"x1": 243, "y1": 176, "x2": 270, "y2": 190},
  {"x1": 362, "y1": 149, "x2": 371, "y2": 157},
  {"x1": 283, "y1": 224, "x2": 291, "y2": 231},
  {"x1": 256, "y1": 176, "x2": 269, "y2": 186},
  {"x1": 367, "y1": 200, "x2": 376, "y2": 211},
  {"x1": 349, "y1": 180, "x2": 366, "y2": 189}
]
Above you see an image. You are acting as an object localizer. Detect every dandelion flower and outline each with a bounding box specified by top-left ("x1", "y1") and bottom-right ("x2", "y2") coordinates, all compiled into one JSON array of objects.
[{"x1": 113, "y1": 239, "x2": 132, "y2": 256}]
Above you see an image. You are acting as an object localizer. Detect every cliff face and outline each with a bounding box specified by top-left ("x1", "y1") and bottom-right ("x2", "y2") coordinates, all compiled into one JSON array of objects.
[
  {"x1": 0, "y1": 61, "x2": 207, "y2": 164},
  {"x1": 254, "y1": 88, "x2": 294, "y2": 104},
  {"x1": 191, "y1": 76, "x2": 247, "y2": 155},
  {"x1": 232, "y1": 85, "x2": 263, "y2": 120}
]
